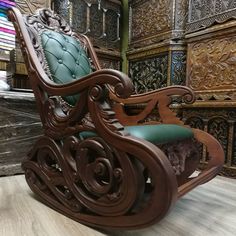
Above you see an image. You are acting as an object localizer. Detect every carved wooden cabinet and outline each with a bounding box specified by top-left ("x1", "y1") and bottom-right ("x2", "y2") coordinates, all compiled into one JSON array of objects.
[
  {"x1": 52, "y1": 0, "x2": 121, "y2": 70},
  {"x1": 184, "y1": 0, "x2": 236, "y2": 177},
  {"x1": 128, "y1": 43, "x2": 187, "y2": 93},
  {"x1": 127, "y1": 0, "x2": 188, "y2": 93},
  {"x1": 186, "y1": 0, "x2": 236, "y2": 34},
  {"x1": 129, "y1": 0, "x2": 188, "y2": 48}
]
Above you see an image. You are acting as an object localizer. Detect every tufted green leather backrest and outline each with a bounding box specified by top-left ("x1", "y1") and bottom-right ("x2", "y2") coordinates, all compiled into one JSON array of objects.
[{"x1": 40, "y1": 30, "x2": 92, "y2": 106}]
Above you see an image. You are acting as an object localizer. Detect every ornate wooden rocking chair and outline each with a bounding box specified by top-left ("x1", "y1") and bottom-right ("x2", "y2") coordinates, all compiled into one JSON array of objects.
[{"x1": 8, "y1": 7, "x2": 224, "y2": 230}]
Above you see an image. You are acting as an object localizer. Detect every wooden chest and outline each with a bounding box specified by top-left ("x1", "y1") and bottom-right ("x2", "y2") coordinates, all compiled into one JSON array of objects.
[{"x1": 0, "y1": 91, "x2": 42, "y2": 176}]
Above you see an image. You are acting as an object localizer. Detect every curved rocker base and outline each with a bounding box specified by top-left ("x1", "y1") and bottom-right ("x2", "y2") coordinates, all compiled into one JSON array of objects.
[
  {"x1": 22, "y1": 136, "x2": 177, "y2": 230},
  {"x1": 22, "y1": 130, "x2": 224, "y2": 230}
]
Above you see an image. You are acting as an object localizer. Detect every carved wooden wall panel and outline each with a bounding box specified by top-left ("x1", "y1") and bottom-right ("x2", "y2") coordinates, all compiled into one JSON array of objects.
[
  {"x1": 129, "y1": 54, "x2": 168, "y2": 93},
  {"x1": 187, "y1": 0, "x2": 236, "y2": 33},
  {"x1": 128, "y1": 45, "x2": 187, "y2": 93},
  {"x1": 187, "y1": 33, "x2": 236, "y2": 101},
  {"x1": 130, "y1": 0, "x2": 172, "y2": 42},
  {"x1": 129, "y1": 0, "x2": 188, "y2": 48}
]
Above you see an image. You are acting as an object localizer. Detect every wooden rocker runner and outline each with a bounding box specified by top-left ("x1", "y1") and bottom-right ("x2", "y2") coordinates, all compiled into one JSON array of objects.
[{"x1": 8, "y1": 7, "x2": 224, "y2": 230}]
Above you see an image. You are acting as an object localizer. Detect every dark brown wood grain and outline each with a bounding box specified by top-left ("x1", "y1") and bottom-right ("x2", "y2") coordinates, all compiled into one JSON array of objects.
[{"x1": 8, "y1": 7, "x2": 224, "y2": 230}]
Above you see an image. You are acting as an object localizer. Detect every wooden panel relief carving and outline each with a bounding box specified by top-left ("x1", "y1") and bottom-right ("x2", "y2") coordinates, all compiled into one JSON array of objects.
[
  {"x1": 15, "y1": 0, "x2": 50, "y2": 14},
  {"x1": 130, "y1": 0, "x2": 172, "y2": 42},
  {"x1": 187, "y1": 0, "x2": 236, "y2": 33},
  {"x1": 129, "y1": 54, "x2": 168, "y2": 93},
  {"x1": 187, "y1": 36, "x2": 236, "y2": 93}
]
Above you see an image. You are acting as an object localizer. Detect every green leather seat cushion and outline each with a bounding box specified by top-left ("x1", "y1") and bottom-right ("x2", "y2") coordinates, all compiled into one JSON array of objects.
[
  {"x1": 40, "y1": 30, "x2": 92, "y2": 106},
  {"x1": 79, "y1": 124, "x2": 193, "y2": 145}
]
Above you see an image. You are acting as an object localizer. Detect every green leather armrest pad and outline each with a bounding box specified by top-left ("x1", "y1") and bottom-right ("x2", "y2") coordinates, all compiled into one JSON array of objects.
[{"x1": 79, "y1": 124, "x2": 194, "y2": 145}]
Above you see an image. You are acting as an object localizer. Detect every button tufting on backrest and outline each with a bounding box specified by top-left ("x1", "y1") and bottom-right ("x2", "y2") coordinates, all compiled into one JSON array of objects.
[{"x1": 40, "y1": 30, "x2": 92, "y2": 106}]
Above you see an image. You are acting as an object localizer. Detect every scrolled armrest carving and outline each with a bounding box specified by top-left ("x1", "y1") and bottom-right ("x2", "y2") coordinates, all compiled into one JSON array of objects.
[{"x1": 111, "y1": 86, "x2": 195, "y2": 126}]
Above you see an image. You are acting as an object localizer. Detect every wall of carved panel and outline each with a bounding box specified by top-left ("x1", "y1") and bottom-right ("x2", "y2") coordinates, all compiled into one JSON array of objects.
[
  {"x1": 183, "y1": 107, "x2": 236, "y2": 177},
  {"x1": 129, "y1": 0, "x2": 188, "y2": 48},
  {"x1": 128, "y1": 47, "x2": 187, "y2": 93},
  {"x1": 129, "y1": 54, "x2": 168, "y2": 93},
  {"x1": 187, "y1": 0, "x2": 236, "y2": 33},
  {"x1": 186, "y1": 31, "x2": 236, "y2": 101}
]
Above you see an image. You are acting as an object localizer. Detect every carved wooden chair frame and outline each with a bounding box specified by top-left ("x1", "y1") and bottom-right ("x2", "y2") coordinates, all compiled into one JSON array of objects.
[{"x1": 8, "y1": 7, "x2": 224, "y2": 230}]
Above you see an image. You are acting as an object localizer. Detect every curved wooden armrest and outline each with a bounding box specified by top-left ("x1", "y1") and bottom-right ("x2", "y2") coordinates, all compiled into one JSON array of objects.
[
  {"x1": 37, "y1": 69, "x2": 134, "y2": 99},
  {"x1": 34, "y1": 69, "x2": 133, "y2": 139},
  {"x1": 110, "y1": 85, "x2": 195, "y2": 104},
  {"x1": 110, "y1": 86, "x2": 195, "y2": 126}
]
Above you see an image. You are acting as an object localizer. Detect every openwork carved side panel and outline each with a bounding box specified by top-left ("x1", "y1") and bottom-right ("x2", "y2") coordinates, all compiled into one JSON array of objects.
[
  {"x1": 187, "y1": 0, "x2": 236, "y2": 33},
  {"x1": 130, "y1": 0, "x2": 172, "y2": 42},
  {"x1": 129, "y1": 54, "x2": 168, "y2": 94},
  {"x1": 187, "y1": 36, "x2": 236, "y2": 94},
  {"x1": 15, "y1": 0, "x2": 50, "y2": 14},
  {"x1": 171, "y1": 51, "x2": 186, "y2": 85}
]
